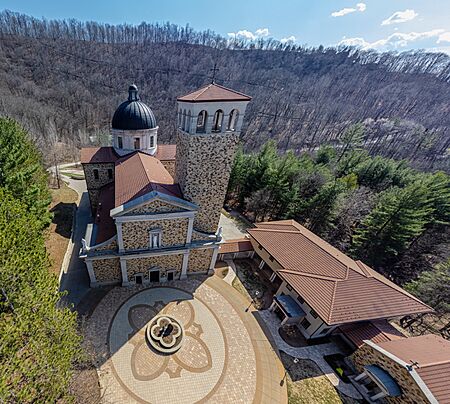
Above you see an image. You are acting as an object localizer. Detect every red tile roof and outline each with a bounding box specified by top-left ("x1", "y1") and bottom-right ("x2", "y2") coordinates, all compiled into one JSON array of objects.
[
  {"x1": 249, "y1": 220, "x2": 432, "y2": 325},
  {"x1": 81, "y1": 147, "x2": 119, "y2": 164},
  {"x1": 155, "y1": 144, "x2": 177, "y2": 161},
  {"x1": 339, "y1": 320, "x2": 405, "y2": 349},
  {"x1": 94, "y1": 182, "x2": 116, "y2": 244},
  {"x1": 177, "y1": 83, "x2": 251, "y2": 103},
  {"x1": 219, "y1": 238, "x2": 254, "y2": 254},
  {"x1": 114, "y1": 152, "x2": 181, "y2": 207},
  {"x1": 377, "y1": 335, "x2": 450, "y2": 404}
]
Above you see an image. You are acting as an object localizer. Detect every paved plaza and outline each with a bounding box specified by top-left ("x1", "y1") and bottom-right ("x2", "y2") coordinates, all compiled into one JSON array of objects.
[{"x1": 85, "y1": 275, "x2": 287, "y2": 403}]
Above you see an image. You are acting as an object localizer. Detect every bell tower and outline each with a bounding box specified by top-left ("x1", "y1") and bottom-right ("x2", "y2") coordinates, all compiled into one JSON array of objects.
[{"x1": 175, "y1": 83, "x2": 251, "y2": 234}]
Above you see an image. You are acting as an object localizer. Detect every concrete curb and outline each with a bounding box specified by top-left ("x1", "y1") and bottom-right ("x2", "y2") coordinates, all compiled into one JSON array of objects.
[{"x1": 223, "y1": 259, "x2": 237, "y2": 285}]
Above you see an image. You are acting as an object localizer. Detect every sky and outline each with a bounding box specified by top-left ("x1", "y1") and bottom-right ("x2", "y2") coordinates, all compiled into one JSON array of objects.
[{"x1": 1, "y1": 0, "x2": 450, "y2": 53}]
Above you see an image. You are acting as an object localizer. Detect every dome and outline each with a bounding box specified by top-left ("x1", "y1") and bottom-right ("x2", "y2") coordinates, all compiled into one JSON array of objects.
[{"x1": 112, "y1": 85, "x2": 157, "y2": 130}]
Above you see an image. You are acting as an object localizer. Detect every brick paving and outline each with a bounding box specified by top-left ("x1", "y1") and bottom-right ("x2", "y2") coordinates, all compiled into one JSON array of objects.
[{"x1": 84, "y1": 275, "x2": 287, "y2": 403}]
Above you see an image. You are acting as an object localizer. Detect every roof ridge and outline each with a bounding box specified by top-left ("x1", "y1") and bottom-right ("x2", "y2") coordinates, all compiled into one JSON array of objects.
[
  {"x1": 250, "y1": 228, "x2": 300, "y2": 234},
  {"x1": 329, "y1": 280, "x2": 339, "y2": 324},
  {"x1": 193, "y1": 84, "x2": 213, "y2": 101},
  {"x1": 278, "y1": 269, "x2": 339, "y2": 282}
]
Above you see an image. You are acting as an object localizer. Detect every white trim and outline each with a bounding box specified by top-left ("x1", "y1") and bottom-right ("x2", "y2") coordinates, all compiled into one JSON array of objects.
[
  {"x1": 86, "y1": 261, "x2": 97, "y2": 287},
  {"x1": 120, "y1": 258, "x2": 129, "y2": 286},
  {"x1": 186, "y1": 217, "x2": 194, "y2": 244},
  {"x1": 115, "y1": 210, "x2": 195, "y2": 223},
  {"x1": 181, "y1": 252, "x2": 189, "y2": 280},
  {"x1": 209, "y1": 247, "x2": 219, "y2": 274},
  {"x1": 117, "y1": 222, "x2": 124, "y2": 252},
  {"x1": 86, "y1": 234, "x2": 117, "y2": 251},
  {"x1": 365, "y1": 340, "x2": 438, "y2": 404}
]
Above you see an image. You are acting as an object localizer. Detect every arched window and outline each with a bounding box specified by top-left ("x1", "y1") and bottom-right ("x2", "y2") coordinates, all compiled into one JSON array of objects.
[
  {"x1": 182, "y1": 109, "x2": 186, "y2": 131},
  {"x1": 186, "y1": 111, "x2": 191, "y2": 132},
  {"x1": 177, "y1": 109, "x2": 182, "y2": 127},
  {"x1": 196, "y1": 110, "x2": 207, "y2": 133},
  {"x1": 227, "y1": 109, "x2": 239, "y2": 131},
  {"x1": 212, "y1": 109, "x2": 224, "y2": 132}
]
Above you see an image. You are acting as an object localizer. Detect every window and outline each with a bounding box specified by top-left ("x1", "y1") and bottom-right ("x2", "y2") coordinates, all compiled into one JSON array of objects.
[
  {"x1": 178, "y1": 109, "x2": 182, "y2": 127},
  {"x1": 310, "y1": 309, "x2": 319, "y2": 319},
  {"x1": 196, "y1": 110, "x2": 207, "y2": 133},
  {"x1": 134, "y1": 137, "x2": 140, "y2": 150},
  {"x1": 296, "y1": 295, "x2": 305, "y2": 304},
  {"x1": 149, "y1": 230, "x2": 161, "y2": 249},
  {"x1": 212, "y1": 109, "x2": 224, "y2": 132},
  {"x1": 227, "y1": 109, "x2": 239, "y2": 131},
  {"x1": 93, "y1": 169, "x2": 99, "y2": 180},
  {"x1": 182, "y1": 110, "x2": 186, "y2": 130},
  {"x1": 149, "y1": 136, "x2": 154, "y2": 148},
  {"x1": 300, "y1": 318, "x2": 311, "y2": 330},
  {"x1": 117, "y1": 136, "x2": 123, "y2": 149},
  {"x1": 286, "y1": 284, "x2": 293, "y2": 291},
  {"x1": 107, "y1": 169, "x2": 113, "y2": 179}
]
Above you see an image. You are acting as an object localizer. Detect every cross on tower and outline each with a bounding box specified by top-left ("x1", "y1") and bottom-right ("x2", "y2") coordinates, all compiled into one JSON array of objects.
[{"x1": 209, "y1": 63, "x2": 219, "y2": 83}]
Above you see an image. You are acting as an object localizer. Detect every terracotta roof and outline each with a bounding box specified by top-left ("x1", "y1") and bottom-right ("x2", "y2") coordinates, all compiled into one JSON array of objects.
[
  {"x1": 94, "y1": 182, "x2": 116, "y2": 244},
  {"x1": 249, "y1": 220, "x2": 432, "y2": 325},
  {"x1": 377, "y1": 335, "x2": 450, "y2": 404},
  {"x1": 219, "y1": 238, "x2": 254, "y2": 254},
  {"x1": 155, "y1": 144, "x2": 177, "y2": 161},
  {"x1": 338, "y1": 320, "x2": 405, "y2": 349},
  {"x1": 114, "y1": 152, "x2": 181, "y2": 207},
  {"x1": 81, "y1": 147, "x2": 119, "y2": 164},
  {"x1": 177, "y1": 83, "x2": 251, "y2": 103}
]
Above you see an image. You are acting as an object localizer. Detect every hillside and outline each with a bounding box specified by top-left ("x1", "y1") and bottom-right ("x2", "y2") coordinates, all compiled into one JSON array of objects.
[{"x1": 0, "y1": 10, "x2": 449, "y2": 170}]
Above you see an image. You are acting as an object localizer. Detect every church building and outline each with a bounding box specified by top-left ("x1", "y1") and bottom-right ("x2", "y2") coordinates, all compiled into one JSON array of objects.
[{"x1": 80, "y1": 83, "x2": 251, "y2": 287}]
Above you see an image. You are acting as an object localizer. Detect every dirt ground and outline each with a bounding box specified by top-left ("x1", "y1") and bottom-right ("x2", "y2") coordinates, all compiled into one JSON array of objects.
[{"x1": 45, "y1": 182, "x2": 78, "y2": 276}]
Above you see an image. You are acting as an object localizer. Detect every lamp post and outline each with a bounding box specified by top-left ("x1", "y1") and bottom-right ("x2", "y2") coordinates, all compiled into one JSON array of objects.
[
  {"x1": 280, "y1": 357, "x2": 299, "y2": 386},
  {"x1": 245, "y1": 290, "x2": 260, "y2": 312}
]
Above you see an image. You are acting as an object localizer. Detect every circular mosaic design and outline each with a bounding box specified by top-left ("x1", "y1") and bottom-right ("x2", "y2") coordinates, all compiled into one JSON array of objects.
[{"x1": 108, "y1": 287, "x2": 226, "y2": 403}]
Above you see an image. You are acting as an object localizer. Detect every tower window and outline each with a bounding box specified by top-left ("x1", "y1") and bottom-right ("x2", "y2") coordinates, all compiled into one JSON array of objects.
[
  {"x1": 196, "y1": 110, "x2": 207, "y2": 133},
  {"x1": 186, "y1": 111, "x2": 191, "y2": 132},
  {"x1": 134, "y1": 137, "x2": 140, "y2": 150},
  {"x1": 182, "y1": 109, "x2": 187, "y2": 131},
  {"x1": 93, "y1": 169, "x2": 99, "y2": 180},
  {"x1": 227, "y1": 109, "x2": 239, "y2": 131},
  {"x1": 117, "y1": 136, "x2": 123, "y2": 149},
  {"x1": 149, "y1": 136, "x2": 155, "y2": 148},
  {"x1": 212, "y1": 109, "x2": 224, "y2": 132},
  {"x1": 107, "y1": 169, "x2": 113, "y2": 179}
]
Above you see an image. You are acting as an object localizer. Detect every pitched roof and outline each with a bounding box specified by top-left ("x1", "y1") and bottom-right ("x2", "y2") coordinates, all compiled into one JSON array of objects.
[
  {"x1": 155, "y1": 144, "x2": 177, "y2": 161},
  {"x1": 376, "y1": 335, "x2": 450, "y2": 404},
  {"x1": 114, "y1": 152, "x2": 181, "y2": 207},
  {"x1": 248, "y1": 220, "x2": 432, "y2": 325},
  {"x1": 339, "y1": 320, "x2": 405, "y2": 349},
  {"x1": 177, "y1": 83, "x2": 251, "y2": 103},
  {"x1": 219, "y1": 238, "x2": 254, "y2": 254},
  {"x1": 81, "y1": 147, "x2": 119, "y2": 164}
]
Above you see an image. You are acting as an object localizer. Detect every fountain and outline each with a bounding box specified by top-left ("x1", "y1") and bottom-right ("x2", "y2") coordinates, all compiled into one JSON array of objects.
[{"x1": 146, "y1": 315, "x2": 184, "y2": 354}]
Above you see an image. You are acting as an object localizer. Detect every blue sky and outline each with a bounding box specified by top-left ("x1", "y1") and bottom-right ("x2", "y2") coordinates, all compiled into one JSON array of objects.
[{"x1": 2, "y1": 0, "x2": 450, "y2": 53}]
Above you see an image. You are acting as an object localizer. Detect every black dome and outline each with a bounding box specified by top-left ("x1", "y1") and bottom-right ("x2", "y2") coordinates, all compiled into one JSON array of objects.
[{"x1": 112, "y1": 85, "x2": 157, "y2": 130}]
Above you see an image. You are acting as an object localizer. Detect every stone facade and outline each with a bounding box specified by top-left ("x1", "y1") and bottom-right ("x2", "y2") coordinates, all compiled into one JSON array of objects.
[
  {"x1": 350, "y1": 344, "x2": 429, "y2": 404},
  {"x1": 175, "y1": 131, "x2": 239, "y2": 234},
  {"x1": 188, "y1": 248, "x2": 214, "y2": 272},
  {"x1": 83, "y1": 163, "x2": 115, "y2": 210},
  {"x1": 92, "y1": 258, "x2": 122, "y2": 283},
  {"x1": 126, "y1": 254, "x2": 183, "y2": 280},
  {"x1": 124, "y1": 199, "x2": 182, "y2": 215},
  {"x1": 160, "y1": 160, "x2": 175, "y2": 177},
  {"x1": 122, "y1": 218, "x2": 189, "y2": 250}
]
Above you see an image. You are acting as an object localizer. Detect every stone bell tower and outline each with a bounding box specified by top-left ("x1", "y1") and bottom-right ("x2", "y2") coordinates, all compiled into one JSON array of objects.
[{"x1": 175, "y1": 83, "x2": 251, "y2": 234}]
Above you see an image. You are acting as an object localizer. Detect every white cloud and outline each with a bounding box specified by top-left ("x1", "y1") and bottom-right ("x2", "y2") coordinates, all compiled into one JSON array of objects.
[
  {"x1": 331, "y1": 3, "x2": 366, "y2": 17},
  {"x1": 339, "y1": 29, "x2": 450, "y2": 52},
  {"x1": 381, "y1": 9, "x2": 418, "y2": 26},
  {"x1": 281, "y1": 36, "x2": 296, "y2": 44},
  {"x1": 228, "y1": 28, "x2": 270, "y2": 41}
]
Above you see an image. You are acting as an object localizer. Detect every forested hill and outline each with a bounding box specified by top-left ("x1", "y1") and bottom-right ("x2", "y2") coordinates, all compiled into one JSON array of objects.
[{"x1": 0, "y1": 10, "x2": 449, "y2": 170}]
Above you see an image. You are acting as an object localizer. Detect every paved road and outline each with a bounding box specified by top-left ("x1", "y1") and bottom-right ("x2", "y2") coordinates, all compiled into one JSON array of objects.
[{"x1": 51, "y1": 165, "x2": 92, "y2": 308}]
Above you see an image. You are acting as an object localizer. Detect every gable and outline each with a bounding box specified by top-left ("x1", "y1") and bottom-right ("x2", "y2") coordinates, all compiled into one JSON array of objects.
[{"x1": 124, "y1": 199, "x2": 185, "y2": 215}]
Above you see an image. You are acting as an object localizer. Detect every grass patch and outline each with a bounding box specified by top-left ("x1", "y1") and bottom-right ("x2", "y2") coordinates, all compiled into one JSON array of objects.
[
  {"x1": 45, "y1": 182, "x2": 78, "y2": 275},
  {"x1": 61, "y1": 170, "x2": 85, "y2": 180},
  {"x1": 280, "y1": 352, "x2": 342, "y2": 404},
  {"x1": 232, "y1": 275, "x2": 252, "y2": 301}
]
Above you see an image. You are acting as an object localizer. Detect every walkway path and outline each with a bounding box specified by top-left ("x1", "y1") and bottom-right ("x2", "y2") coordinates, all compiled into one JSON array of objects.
[
  {"x1": 222, "y1": 259, "x2": 237, "y2": 285},
  {"x1": 259, "y1": 310, "x2": 362, "y2": 399}
]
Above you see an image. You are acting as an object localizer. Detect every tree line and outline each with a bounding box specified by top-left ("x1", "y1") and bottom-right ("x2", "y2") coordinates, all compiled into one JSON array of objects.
[
  {"x1": 226, "y1": 124, "x2": 450, "y2": 335},
  {"x1": 0, "y1": 118, "x2": 81, "y2": 402},
  {"x1": 0, "y1": 10, "x2": 449, "y2": 171}
]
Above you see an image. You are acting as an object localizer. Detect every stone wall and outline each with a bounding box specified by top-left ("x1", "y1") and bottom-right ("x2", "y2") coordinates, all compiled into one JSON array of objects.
[
  {"x1": 83, "y1": 163, "x2": 115, "y2": 190},
  {"x1": 126, "y1": 254, "x2": 183, "y2": 281},
  {"x1": 161, "y1": 160, "x2": 176, "y2": 177},
  {"x1": 188, "y1": 248, "x2": 213, "y2": 273},
  {"x1": 350, "y1": 344, "x2": 429, "y2": 404},
  {"x1": 125, "y1": 199, "x2": 182, "y2": 215},
  {"x1": 175, "y1": 131, "x2": 239, "y2": 234},
  {"x1": 92, "y1": 258, "x2": 121, "y2": 283},
  {"x1": 88, "y1": 189, "x2": 100, "y2": 211},
  {"x1": 122, "y1": 218, "x2": 188, "y2": 250}
]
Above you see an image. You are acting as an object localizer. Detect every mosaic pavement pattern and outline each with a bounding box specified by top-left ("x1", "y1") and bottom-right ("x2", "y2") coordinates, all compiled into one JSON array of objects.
[{"x1": 86, "y1": 278, "x2": 258, "y2": 403}]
